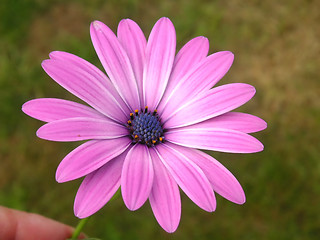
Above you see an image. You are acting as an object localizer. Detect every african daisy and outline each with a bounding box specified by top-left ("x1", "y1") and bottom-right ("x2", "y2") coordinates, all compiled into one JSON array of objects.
[{"x1": 22, "y1": 17, "x2": 266, "y2": 233}]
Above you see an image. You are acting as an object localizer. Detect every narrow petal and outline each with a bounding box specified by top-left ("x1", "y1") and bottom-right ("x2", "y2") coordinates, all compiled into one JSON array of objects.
[
  {"x1": 143, "y1": 17, "x2": 176, "y2": 110},
  {"x1": 90, "y1": 21, "x2": 140, "y2": 110},
  {"x1": 121, "y1": 144, "x2": 154, "y2": 210},
  {"x1": 48, "y1": 51, "x2": 130, "y2": 118},
  {"x1": 149, "y1": 148, "x2": 181, "y2": 233},
  {"x1": 117, "y1": 19, "x2": 146, "y2": 106},
  {"x1": 22, "y1": 98, "x2": 106, "y2": 122},
  {"x1": 162, "y1": 36, "x2": 209, "y2": 100},
  {"x1": 159, "y1": 51, "x2": 233, "y2": 116},
  {"x1": 42, "y1": 58, "x2": 129, "y2": 123},
  {"x1": 155, "y1": 144, "x2": 216, "y2": 212},
  {"x1": 164, "y1": 83, "x2": 256, "y2": 129},
  {"x1": 37, "y1": 117, "x2": 128, "y2": 142},
  {"x1": 171, "y1": 144, "x2": 245, "y2": 204},
  {"x1": 165, "y1": 128, "x2": 264, "y2": 153},
  {"x1": 56, "y1": 138, "x2": 131, "y2": 183},
  {"x1": 74, "y1": 150, "x2": 128, "y2": 218},
  {"x1": 177, "y1": 112, "x2": 267, "y2": 133}
]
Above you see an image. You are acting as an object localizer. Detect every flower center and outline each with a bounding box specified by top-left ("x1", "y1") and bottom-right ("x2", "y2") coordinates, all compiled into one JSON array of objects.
[{"x1": 127, "y1": 106, "x2": 164, "y2": 146}]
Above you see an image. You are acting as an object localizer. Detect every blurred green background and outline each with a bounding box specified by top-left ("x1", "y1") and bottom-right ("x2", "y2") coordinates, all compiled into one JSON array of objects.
[{"x1": 0, "y1": 0, "x2": 319, "y2": 239}]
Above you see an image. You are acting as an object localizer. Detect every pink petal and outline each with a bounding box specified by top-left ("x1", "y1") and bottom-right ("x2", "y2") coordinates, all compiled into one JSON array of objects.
[
  {"x1": 121, "y1": 144, "x2": 154, "y2": 210},
  {"x1": 155, "y1": 144, "x2": 216, "y2": 212},
  {"x1": 56, "y1": 138, "x2": 131, "y2": 183},
  {"x1": 178, "y1": 112, "x2": 267, "y2": 134},
  {"x1": 165, "y1": 128, "x2": 264, "y2": 153},
  {"x1": 160, "y1": 36, "x2": 209, "y2": 106},
  {"x1": 171, "y1": 144, "x2": 245, "y2": 204},
  {"x1": 117, "y1": 19, "x2": 146, "y2": 106},
  {"x1": 36, "y1": 117, "x2": 128, "y2": 142},
  {"x1": 159, "y1": 51, "x2": 233, "y2": 117},
  {"x1": 74, "y1": 150, "x2": 128, "y2": 218},
  {"x1": 143, "y1": 17, "x2": 176, "y2": 110},
  {"x1": 90, "y1": 21, "x2": 140, "y2": 110},
  {"x1": 42, "y1": 58, "x2": 129, "y2": 123},
  {"x1": 164, "y1": 83, "x2": 256, "y2": 129},
  {"x1": 48, "y1": 51, "x2": 130, "y2": 118},
  {"x1": 22, "y1": 98, "x2": 106, "y2": 122},
  {"x1": 149, "y1": 148, "x2": 181, "y2": 233}
]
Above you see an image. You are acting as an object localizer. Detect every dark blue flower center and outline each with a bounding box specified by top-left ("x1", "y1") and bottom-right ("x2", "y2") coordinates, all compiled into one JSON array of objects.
[{"x1": 127, "y1": 107, "x2": 164, "y2": 146}]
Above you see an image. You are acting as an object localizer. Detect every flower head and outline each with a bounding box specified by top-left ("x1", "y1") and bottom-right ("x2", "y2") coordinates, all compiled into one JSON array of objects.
[{"x1": 22, "y1": 17, "x2": 266, "y2": 232}]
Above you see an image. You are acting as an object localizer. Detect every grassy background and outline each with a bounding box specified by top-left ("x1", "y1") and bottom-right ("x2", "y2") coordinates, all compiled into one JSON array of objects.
[{"x1": 0, "y1": 0, "x2": 319, "y2": 239}]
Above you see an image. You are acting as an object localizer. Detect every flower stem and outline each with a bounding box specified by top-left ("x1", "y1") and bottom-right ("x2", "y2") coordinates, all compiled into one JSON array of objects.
[{"x1": 71, "y1": 216, "x2": 90, "y2": 239}]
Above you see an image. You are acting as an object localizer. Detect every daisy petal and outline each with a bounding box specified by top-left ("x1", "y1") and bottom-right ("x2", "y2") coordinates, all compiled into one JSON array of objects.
[
  {"x1": 164, "y1": 83, "x2": 256, "y2": 128},
  {"x1": 118, "y1": 19, "x2": 146, "y2": 106},
  {"x1": 163, "y1": 36, "x2": 209, "y2": 97},
  {"x1": 171, "y1": 145, "x2": 245, "y2": 204},
  {"x1": 149, "y1": 148, "x2": 181, "y2": 233},
  {"x1": 178, "y1": 112, "x2": 267, "y2": 133},
  {"x1": 49, "y1": 50, "x2": 125, "y2": 106},
  {"x1": 74, "y1": 150, "x2": 127, "y2": 218},
  {"x1": 166, "y1": 128, "x2": 264, "y2": 153},
  {"x1": 159, "y1": 51, "x2": 233, "y2": 117},
  {"x1": 155, "y1": 144, "x2": 216, "y2": 212},
  {"x1": 47, "y1": 51, "x2": 131, "y2": 117},
  {"x1": 56, "y1": 138, "x2": 131, "y2": 183},
  {"x1": 22, "y1": 98, "x2": 106, "y2": 122},
  {"x1": 121, "y1": 144, "x2": 154, "y2": 210},
  {"x1": 90, "y1": 21, "x2": 140, "y2": 110},
  {"x1": 37, "y1": 117, "x2": 128, "y2": 142},
  {"x1": 42, "y1": 58, "x2": 129, "y2": 123},
  {"x1": 143, "y1": 17, "x2": 176, "y2": 110}
]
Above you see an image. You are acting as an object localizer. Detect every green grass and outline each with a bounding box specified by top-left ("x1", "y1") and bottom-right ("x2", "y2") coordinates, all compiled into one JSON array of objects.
[{"x1": 1, "y1": 0, "x2": 319, "y2": 239}]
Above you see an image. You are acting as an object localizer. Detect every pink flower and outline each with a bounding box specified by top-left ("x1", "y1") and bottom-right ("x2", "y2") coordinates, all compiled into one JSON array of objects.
[{"x1": 22, "y1": 17, "x2": 266, "y2": 233}]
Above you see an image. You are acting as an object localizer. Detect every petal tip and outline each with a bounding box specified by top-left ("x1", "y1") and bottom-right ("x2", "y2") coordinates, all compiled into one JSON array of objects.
[
  {"x1": 74, "y1": 201, "x2": 91, "y2": 219},
  {"x1": 254, "y1": 140, "x2": 264, "y2": 152},
  {"x1": 233, "y1": 190, "x2": 246, "y2": 205},
  {"x1": 164, "y1": 225, "x2": 179, "y2": 233},
  {"x1": 55, "y1": 170, "x2": 68, "y2": 183},
  {"x1": 48, "y1": 51, "x2": 58, "y2": 59},
  {"x1": 262, "y1": 120, "x2": 268, "y2": 130},
  {"x1": 55, "y1": 175, "x2": 63, "y2": 183},
  {"x1": 74, "y1": 209, "x2": 87, "y2": 219},
  {"x1": 91, "y1": 20, "x2": 104, "y2": 31},
  {"x1": 227, "y1": 51, "x2": 235, "y2": 61},
  {"x1": 35, "y1": 127, "x2": 43, "y2": 139},
  {"x1": 127, "y1": 205, "x2": 137, "y2": 211},
  {"x1": 155, "y1": 212, "x2": 180, "y2": 233},
  {"x1": 117, "y1": 18, "x2": 137, "y2": 35},
  {"x1": 36, "y1": 125, "x2": 51, "y2": 140},
  {"x1": 122, "y1": 193, "x2": 146, "y2": 211},
  {"x1": 243, "y1": 84, "x2": 256, "y2": 97},
  {"x1": 201, "y1": 36, "x2": 209, "y2": 44},
  {"x1": 209, "y1": 201, "x2": 217, "y2": 212},
  {"x1": 244, "y1": 135, "x2": 264, "y2": 153},
  {"x1": 226, "y1": 50, "x2": 234, "y2": 56},
  {"x1": 21, "y1": 101, "x2": 29, "y2": 114},
  {"x1": 252, "y1": 86, "x2": 257, "y2": 94},
  {"x1": 55, "y1": 165, "x2": 66, "y2": 183},
  {"x1": 159, "y1": 16, "x2": 170, "y2": 21},
  {"x1": 48, "y1": 50, "x2": 65, "y2": 59},
  {"x1": 119, "y1": 18, "x2": 133, "y2": 25},
  {"x1": 157, "y1": 17, "x2": 173, "y2": 26},
  {"x1": 124, "y1": 199, "x2": 140, "y2": 211},
  {"x1": 238, "y1": 196, "x2": 246, "y2": 205},
  {"x1": 41, "y1": 59, "x2": 51, "y2": 70},
  {"x1": 193, "y1": 36, "x2": 209, "y2": 47}
]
